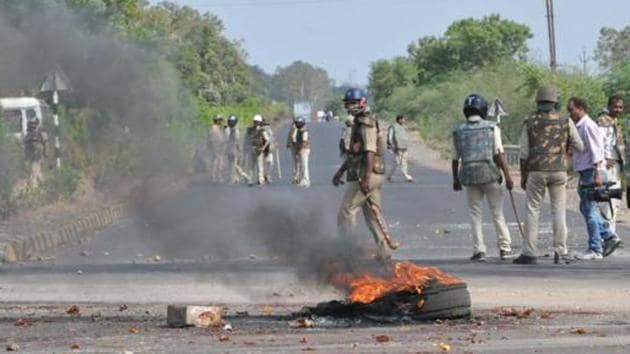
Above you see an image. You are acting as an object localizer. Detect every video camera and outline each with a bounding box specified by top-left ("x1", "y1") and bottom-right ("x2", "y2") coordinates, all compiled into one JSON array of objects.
[{"x1": 581, "y1": 182, "x2": 622, "y2": 202}]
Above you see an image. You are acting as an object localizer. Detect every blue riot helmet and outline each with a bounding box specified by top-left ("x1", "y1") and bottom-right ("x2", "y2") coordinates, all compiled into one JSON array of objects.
[
  {"x1": 463, "y1": 94, "x2": 489, "y2": 119},
  {"x1": 343, "y1": 88, "x2": 368, "y2": 116}
]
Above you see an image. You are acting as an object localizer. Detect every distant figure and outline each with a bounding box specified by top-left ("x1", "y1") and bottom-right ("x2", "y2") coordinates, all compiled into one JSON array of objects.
[
  {"x1": 23, "y1": 114, "x2": 47, "y2": 188},
  {"x1": 246, "y1": 114, "x2": 269, "y2": 185},
  {"x1": 208, "y1": 114, "x2": 225, "y2": 182},
  {"x1": 290, "y1": 116, "x2": 311, "y2": 187},
  {"x1": 225, "y1": 115, "x2": 250, "y2": 184},
  {"x1": 386, "y1": 114, "x2": 413, "y2": 183},
  {"x1": 261, "y1": 117, "x2": 276, "y2": 183}
]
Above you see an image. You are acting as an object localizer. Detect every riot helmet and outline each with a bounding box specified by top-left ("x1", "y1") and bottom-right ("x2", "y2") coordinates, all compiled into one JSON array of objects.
[
  {"x1": 227, "y1": 115, "x2": 237, "y2": 127},
  {"x1": 294, "y1": 115, "x2": 306, "y2": 129},
  {"x1": 213, "y1": 114, "x2": 224, "y2": 123},
  {"x1": 535, "y1": 86, "x2": 560, "y2": 112},
  {"x1": 463, "y1": 94, "x2": 489, "y2": 119},
  {"x1": 343, "y1": 88, "x2": 368, "y2": 116},
  {"x1": 253, "y1": 114, "x2": 263, "y2": 126}
]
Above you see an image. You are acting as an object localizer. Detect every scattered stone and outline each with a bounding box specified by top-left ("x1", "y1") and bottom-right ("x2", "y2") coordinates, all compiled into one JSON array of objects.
[
  {"x1": 249, "y1": 254, "x2": 256, "y2": 260},
  {"x1": 119, "y1": 304, "x2": 129, "y2": 312},
  {"x1": 218, "y1": 335, "x2": 230, "y2": 342},
  {"x1": 167, "y1": 305, "x2": 223, "y2": 328},
  {"x1": 76, "y1": 270, "x2": 83, "y2": 275},
  {"x1": 223, "y1": 323, "x2": 233, "y2": 331},
  {"x1": 66, "y1": 305, "x2": 80, "y2": 315},
  {"x1": 439, "y1": 342, "x2": 451, "y2": 352},
  {"x1": 14, "y1": 318, "x2": 33, "y2": 327},
  {"x1": 375, "y1": 334, "x2": 390, "y2": 343},
  {"x1": 153, "y1": 255, "x2": 161, "y2": 262},
  {"x1": 261, "y1": 305, "x2": 273, "y2": 316},
  {"x1": 128, "y1": 326, "x2": 140, "y2": 334},
  {"x1": 103, "y1": 252, "x2": 110, "y2": 256},
  {"x1": 80, "y1": 251, "x2": 90, "y2": 257},
  {"x1": 289, "y1": 318, "x2": 314, "y2": 328},
  {"x1": 70, "y1": 343, "x2": 80, "y2": 350},
  {"x1": 571, "y1": 327, "x2": 587, "y2": 335},
  {"x1": 5, "y1": 343, "x2": 19, "y2": 351}
]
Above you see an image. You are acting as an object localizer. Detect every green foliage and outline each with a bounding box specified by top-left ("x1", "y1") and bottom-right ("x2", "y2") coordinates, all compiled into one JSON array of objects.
[
  {"x1": 407, "y1": 15, "x2": 532, "y2": 83},
  {"x1": 369, "y1": 57, "x2": 416, "y2": 110},
  {"x1": 603, "y1": 60, "x2": 630, "y2": 102},
  {"x1": 271, "y1": 61, "x2": 334, "y2": 108},
  {"x1": 595, "y1": 26, "x2": 630, "y2": 70},
  {"x1": 198, "y1": 97, "x2": 291, "y2": 130}
]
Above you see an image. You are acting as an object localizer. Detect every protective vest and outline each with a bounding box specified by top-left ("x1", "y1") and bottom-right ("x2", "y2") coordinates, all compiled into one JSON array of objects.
[
  {"x1": 526, "y1": 112, "x2": 569, "y2": 171},
  {"x1": 453, "y1": 119, "x2": 500, "y2": 186},
  {"x1": 347, "y1": 113, "x2": 386, "y2": 180},
  {"x1": 295, "y1": 128, "x2": 310, "y2": 150},
  {"x1": 248, "y1": 127, "x2": 265, "y2": 151},
  {"x1": 24, "y1": 131, "x2": 45, "y2": 162},
  {"x1": 597, "y1": 114, "x2": 625, "y2": 166}
]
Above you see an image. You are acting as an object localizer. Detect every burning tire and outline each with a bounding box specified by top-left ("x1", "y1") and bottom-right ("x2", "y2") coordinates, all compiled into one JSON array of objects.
[{"x1": 301, "y1": 281, "x2": 471, "y2": 323}]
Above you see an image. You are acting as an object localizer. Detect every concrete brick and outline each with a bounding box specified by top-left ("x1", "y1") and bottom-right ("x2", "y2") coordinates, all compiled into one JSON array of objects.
[{"x1": 166, "y1": 305, "x2": 223, "y2": 328}]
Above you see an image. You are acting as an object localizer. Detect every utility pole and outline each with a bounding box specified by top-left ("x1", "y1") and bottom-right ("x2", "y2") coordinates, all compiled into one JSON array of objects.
[
  {"x1": 545, "y1": 0, "x2": 558, "y2": 72},
  {"x1": 40, "y1": 68, "x2": 71, "y2": 169}
]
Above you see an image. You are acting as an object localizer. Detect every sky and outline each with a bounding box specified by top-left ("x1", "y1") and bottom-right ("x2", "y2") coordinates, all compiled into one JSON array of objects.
[{"x1": 161, "y1": 0, "x2": 629, "y2": 86}]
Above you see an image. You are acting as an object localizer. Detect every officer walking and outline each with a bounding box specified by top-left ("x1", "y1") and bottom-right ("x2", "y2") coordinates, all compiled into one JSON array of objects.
[
  {"x1": 24, "y1": 115, "x2": 47, "y2": 188},
  {"x1": 286, "y1": 118, "x2": 299, "y2": 183},
  {"x1": 225, "y1": 115, "x2": 250, "y2": 184},
  {"x1": 596, "y1": 95, "x2": 625, "y2": 233},
  {"x1": 208, "y1": 114, "x2": 226, "y2": 182},
  {"x1": 452, "y1": 94, "x2": 514, "y2": 262},
  {"x1": 513, "y1": 86, "x2": 584, "y2": 265},
  {"x1": 332, "y1": 88, "x2": 397, "y2": 263},
  {"x1": 289, "y1": 116, "x2": 311, "y2": 187},
  {"x1": 387, "y1": 114, "x2": 413, "y2": 183}
]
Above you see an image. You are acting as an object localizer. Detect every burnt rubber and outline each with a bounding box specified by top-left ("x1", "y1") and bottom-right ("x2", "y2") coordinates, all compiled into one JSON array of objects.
[{"x1": 300, "y1": 281, "x2": 471, "y2": 322}]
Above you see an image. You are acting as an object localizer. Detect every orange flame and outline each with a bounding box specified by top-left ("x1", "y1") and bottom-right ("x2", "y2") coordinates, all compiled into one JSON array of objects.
[{"x1": 340, "y1": 262, "x2": 463, "y2": 306}]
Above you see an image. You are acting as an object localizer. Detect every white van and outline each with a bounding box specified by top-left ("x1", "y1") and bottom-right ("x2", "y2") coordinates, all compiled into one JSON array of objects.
[{"x1": 0, "y1": 97, "x2": 51, "y2": 138}]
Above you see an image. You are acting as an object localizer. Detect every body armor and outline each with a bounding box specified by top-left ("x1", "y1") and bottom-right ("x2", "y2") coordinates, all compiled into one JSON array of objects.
[
  {"x1": 347, "y1": 113, "x2": 386, "y2": 181},
  {"x1": 526, "y1": 112, "x2": 569, "y2": 171},
  {"x1": 453, "y1": 119, "x2": 500, "y2": 186},
  {"x1": 295, "y1": 128, "x2": 310, "y2": 150}
]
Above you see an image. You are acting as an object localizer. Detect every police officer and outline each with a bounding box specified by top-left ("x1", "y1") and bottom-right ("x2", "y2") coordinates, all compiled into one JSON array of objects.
[
  {"x1": 261, "y1": 117, "x2": 276, "y2": 183},
  {"x1": 286, "y1": 118, "x2": 299, "y2": 183},
  {"x1": 225, "y1": 115, "x2": 250, "y2": 184},
  {"x1": 23, "y1": 115, "x2": 47, "y2": 187},
  {"x1": 597, "y1": 95, "x2": 625, "y2": 233},
  {"x1": 332, "y1": 88, "x2": 396, "y2": 263},
  {"x1": 290, "y1": 116, "x2": 311, "y2": 187},
  {"x1": 387, "y1": 114, "x2": 413, "y2": 183},
  {"x1": 208, "y1": 114, "x2": 226, "y2": 182},
  {"x1": 452, "y1": 94, "x2": 513, "y2": 262},
  {"x1": 246, "y1": 114, "x2": 269, "y2": 185},
  {"x1": 513, "y1": 86, "x2": 584, "y2": 264}
]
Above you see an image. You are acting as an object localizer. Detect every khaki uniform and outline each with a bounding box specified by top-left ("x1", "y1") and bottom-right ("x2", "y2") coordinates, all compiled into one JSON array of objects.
[
  {"x1": 451, "y1": 115, "x2": 511, "y2": 254},
  {"x1": 208, "y1": 123, "x2": 225, "y2": 182},
  {"x1": 287, "y1": 124, "x2": 299, "y2": 183},
  {"x1": 225, "y1": 126, "x2": 249, "y2": 183},
  {"x1": 597, "y1": 114, "x2": 625, "y2": 233},
  {"x1": 24, "y1": 129, "x2": 47, "y2": 187},
  {"x1": 262, "y1": 125, "x2": 275, "y2": 183},
  {"x1": 519, "y1": 111, "x2": 584, "y2": 257},
  {"x1": 387, "y1": 122, "x2": 412, "y2": 181},
  {"x1": 337, "y1": 111, "x2": 392, "y2": 259},
  {"x1": 247, "y1": 126, "x2": 268, "y2": 184},
  {"x1": 290, "y1": 126, "x2": 311, "y2": 186}
]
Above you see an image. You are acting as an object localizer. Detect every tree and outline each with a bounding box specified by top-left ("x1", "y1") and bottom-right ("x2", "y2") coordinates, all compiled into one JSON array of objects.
[
  {"x1": 408, "y1": 15, "x2": 532, "y2": 83},
  {"x1": 271, "y1": 61, "x2": 334, "y2": 108},
  {"x1": 369, "y1": 57, "x2": 415, "y2": 110},
  {"x1": 595, "y1": 26, "x2": 630, "y2": 70}
]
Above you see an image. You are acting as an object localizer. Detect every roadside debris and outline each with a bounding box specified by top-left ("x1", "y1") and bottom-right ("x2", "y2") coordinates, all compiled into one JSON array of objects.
[
  {"x1": 289, "y1": 318, "x2": 314, "y2": 328},
  {"x1": 375, "y1": 334, "x2": 391, "y2": 343},
  {"x1": 438, "y1": 342, "x2": 451, "y2": 351},
  {"x1": 119, "y1": 304, "x2": 129, "y2": 312},
  {"x1": 14, "y1": 318, "x2": 33, "y2": 327},
  {"x1": 499, "y1": 307, "x2": 533, "y2": 319},
  {"x1": 261, "y1": 305, "x2": 273, "y2": 316},
  {"x1": 222, "y1": 323, "x2": 233, "y2": 331},
  {"x1": 70, "y1": 343, "x2": 80, "y2": 350},
  {"x1": 66, "y1": 305, "x2": 80, "y2": 315},
  {"x1": 5, "y1": 343, "x2": 19, "y2": 351},
  {"x1": 128, "y1": 326, "x2": 140, "y2": 334},
  {"x1": 570, "y1": 327, "x2": 587, "y2": 335},
  {"x1": 80, "y1": 251, "x2": 90, "y2": 257},
  {"x1": 167, "y1": 305, "x2": 223, "y2": 328},
  {"x1": 218, "y1": 335, "x2": 230, "y2": 342}
]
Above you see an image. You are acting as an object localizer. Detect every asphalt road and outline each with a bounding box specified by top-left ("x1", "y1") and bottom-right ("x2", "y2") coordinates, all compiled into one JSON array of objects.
[{"x1": 1, "y1": 122, "x2": 629, "y2": 353}]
